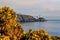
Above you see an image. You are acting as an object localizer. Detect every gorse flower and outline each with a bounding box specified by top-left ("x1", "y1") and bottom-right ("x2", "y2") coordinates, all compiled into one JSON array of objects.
[{"x1": 0, "y1": 6, "x2": 24, "y2": 40}]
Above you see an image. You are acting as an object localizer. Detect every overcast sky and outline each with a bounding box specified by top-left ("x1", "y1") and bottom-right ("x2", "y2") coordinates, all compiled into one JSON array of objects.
[{"x1": 0, "y1": 0, "x2": 60, "y2": 17}]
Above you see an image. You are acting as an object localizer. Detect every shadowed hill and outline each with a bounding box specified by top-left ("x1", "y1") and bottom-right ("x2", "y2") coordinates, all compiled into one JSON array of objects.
[{"x1": 17, "y1": 14, "x2": 46, "y2": 22}]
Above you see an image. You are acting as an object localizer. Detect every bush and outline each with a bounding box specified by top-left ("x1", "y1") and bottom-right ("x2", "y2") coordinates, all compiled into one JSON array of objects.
[{"x1": 0, "y1": 6, "x2": 24, "y2": 40}]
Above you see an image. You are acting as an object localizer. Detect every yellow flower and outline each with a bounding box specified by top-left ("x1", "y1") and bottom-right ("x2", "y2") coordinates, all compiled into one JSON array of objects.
[
  {"x1": 0, "y1": 8, "x2": 2, "y2": 12},
  {"x1": 0, "y1": 14, "x2": 2, "y2": 17},
  {"x1": 44, "y1": 32, "x2": 48, "y2": 36},
  {"x1": 2, "y1": 15, "x2": 5, "y2": 19},
  {"x1": 48, "y1": 35, "x2": 52, "y2": 39}
]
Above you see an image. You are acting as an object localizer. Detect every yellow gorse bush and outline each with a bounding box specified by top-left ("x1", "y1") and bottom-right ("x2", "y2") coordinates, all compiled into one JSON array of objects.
[
  {"x1": 0, "y1": 6, "x2": 24, "y2": 40},
  {"x1": 0, "y1": 6, "x2": 16, "y2": 21},
  {"x1": 0, "y1": 36, "x2": 10, "y2": 40},
  {"x1": 20, "y1": 29, "x2": 60, "y2": 40}
]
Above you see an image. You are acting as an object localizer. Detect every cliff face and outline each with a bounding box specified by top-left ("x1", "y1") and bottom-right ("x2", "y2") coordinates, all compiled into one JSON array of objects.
[
  {"x1": 17, "y1": 14, "x2": 36, "y2": 22},
  {"x1": 17, "y1": 14, "x2": 45, "y2": 22}
]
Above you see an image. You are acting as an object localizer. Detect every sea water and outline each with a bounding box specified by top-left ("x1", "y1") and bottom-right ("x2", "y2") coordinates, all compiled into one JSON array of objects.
[{"x1": 21, "y1": 21, "x2": 60, "y2": 36}]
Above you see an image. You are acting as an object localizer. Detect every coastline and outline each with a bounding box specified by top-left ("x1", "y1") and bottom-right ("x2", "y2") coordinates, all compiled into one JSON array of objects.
[{"x1": 17, "y1": 14, "x2": 46, "y2": 22}]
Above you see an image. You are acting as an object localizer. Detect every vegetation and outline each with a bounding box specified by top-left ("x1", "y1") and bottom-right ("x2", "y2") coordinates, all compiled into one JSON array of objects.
[
  {"x1": 0, "y1": 6, "x2": 60, "y2": 40},
  {"x1": 0, "y1": 6, "x2": 24, "y2": 40},
  {"x1": 20, "y1": 29, "x2": 60, "y2": 40}
]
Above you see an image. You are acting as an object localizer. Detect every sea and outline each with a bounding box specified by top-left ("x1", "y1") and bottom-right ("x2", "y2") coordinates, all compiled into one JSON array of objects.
[{"x1": 21, "y1": 21, "x2": 60, "y2": 36}]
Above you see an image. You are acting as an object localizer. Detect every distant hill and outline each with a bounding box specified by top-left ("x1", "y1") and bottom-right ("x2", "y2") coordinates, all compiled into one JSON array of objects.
[{"x1": 17, "y1": 14, "x2": 46, "y2": 22}]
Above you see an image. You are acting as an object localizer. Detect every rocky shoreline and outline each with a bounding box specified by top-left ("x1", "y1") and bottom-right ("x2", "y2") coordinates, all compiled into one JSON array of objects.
[{"x1": 17, "y1": 14, "x2": 46, "y2": 22}]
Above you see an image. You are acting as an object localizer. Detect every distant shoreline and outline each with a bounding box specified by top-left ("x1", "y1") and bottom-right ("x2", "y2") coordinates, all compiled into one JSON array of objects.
[
  {"x1": 47, "y1": 20, "x2": 60, "y2": 21},
  {"x1": 17, "y1": 14, "x2": 46, "y2": 22}
]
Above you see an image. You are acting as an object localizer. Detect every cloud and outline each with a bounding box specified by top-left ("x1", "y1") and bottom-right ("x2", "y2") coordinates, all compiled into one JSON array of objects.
[
  {"x1": 0, "y1": 0, "x2": 39, "y2": 6},
  {"x1": 38, "y1": 0, "x2": 60, "y2": 11},
  {"x1": 0, "y1": 0, "x2": 60, "y2": 16},
  {"x1": 0, "y1": 0, "x2": 60, "y2": 11}
]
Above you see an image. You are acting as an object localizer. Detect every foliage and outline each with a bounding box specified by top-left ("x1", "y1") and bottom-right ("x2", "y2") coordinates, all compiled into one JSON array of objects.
[
  {"x1": 20, "y1": 29, "x2": 60, "y2": 40},
  {"x1": 0, "y1": 6, "x2": 24, "y2": 40},
  {"x1": 20, "y1": 29, "x2": 51, "y2": 40}
]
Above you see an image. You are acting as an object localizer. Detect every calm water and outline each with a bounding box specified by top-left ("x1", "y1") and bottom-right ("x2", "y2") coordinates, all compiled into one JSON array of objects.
[{"x1": 21, "y1": 21, "x2": 60, "y2": 36}]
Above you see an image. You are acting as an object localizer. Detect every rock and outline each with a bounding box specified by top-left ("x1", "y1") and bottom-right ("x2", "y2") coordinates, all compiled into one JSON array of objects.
[
  {"x1": 17, "y1": 14, "x2": 46, "y2": 22},
  {"x1": 17, "y1": 14, "x2": 36, "y2": 22}
]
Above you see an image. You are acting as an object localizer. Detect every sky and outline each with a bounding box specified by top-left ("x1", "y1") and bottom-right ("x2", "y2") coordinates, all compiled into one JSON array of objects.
[{"x1": 0, "y1": 0, "x2": 60, "y2": 19}]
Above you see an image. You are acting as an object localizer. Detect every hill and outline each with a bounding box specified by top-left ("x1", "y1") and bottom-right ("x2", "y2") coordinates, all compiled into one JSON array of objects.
[{"x1": 17, "y1": 14, "x2": 46, "y2": 22}]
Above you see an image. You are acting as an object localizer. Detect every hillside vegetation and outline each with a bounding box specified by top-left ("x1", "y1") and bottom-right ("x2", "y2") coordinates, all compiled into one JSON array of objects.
[
  {"x1": 0, "y1": 6, "x2": 24, "y2": 40},
  {"x1": 0, "y1": 6, "x2": 60, "y2": 40}
]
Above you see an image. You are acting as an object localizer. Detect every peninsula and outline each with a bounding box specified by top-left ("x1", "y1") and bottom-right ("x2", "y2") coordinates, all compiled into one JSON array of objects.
[{"x1": 17, "y1": 14, "x2": 46, "y2": 22}]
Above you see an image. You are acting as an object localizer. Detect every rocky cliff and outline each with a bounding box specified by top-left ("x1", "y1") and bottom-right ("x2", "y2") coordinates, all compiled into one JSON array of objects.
[{"x1": 17, "y1": 14, "x2": 46, "y2": 22}]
